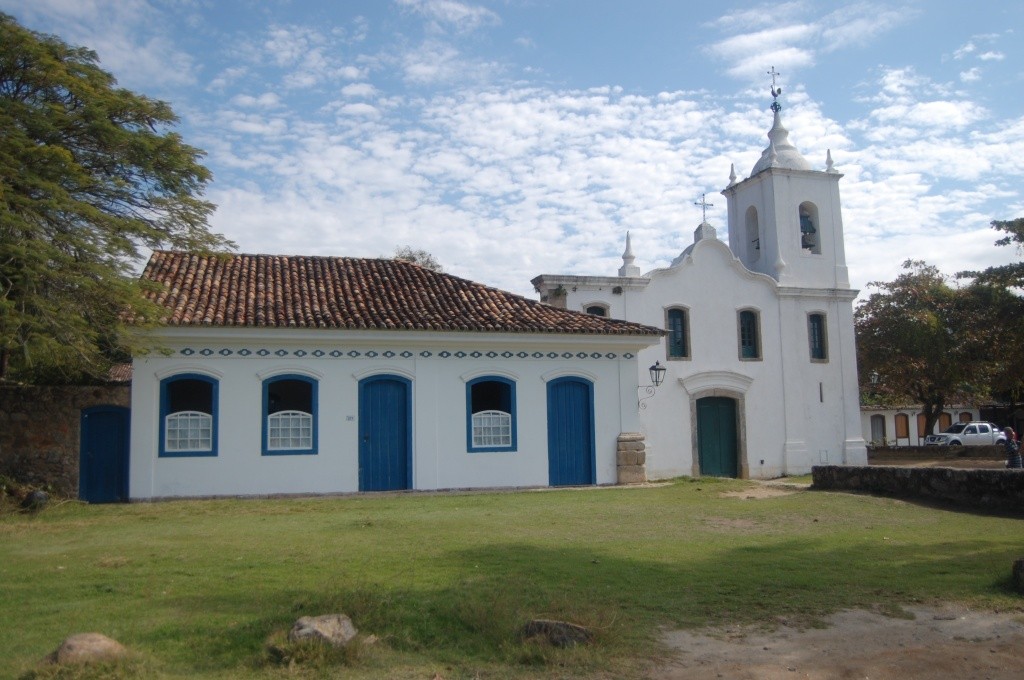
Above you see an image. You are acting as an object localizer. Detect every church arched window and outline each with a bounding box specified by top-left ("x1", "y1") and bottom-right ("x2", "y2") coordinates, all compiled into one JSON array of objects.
[
  {"x1": 738, "y1": 309, "x2": 761, "y2": 360},
  {"x1": 665, "y1": 307, "x2": 690, "y2": 359},
  {"x1": 745, "y1": 206, "x2": 760, "y2": 260}
]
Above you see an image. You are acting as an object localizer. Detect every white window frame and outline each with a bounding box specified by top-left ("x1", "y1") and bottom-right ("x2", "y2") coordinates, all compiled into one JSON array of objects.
[
  {"x1": 164, "y1": 410, "x2": 213, "y2": 452},
  {"x1": 471, "y1": 409, "x2": 513, "y2": 448}
]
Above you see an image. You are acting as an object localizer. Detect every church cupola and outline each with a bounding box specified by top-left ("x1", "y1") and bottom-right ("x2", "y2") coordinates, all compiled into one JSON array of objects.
[
  {"x1": 721, "y1": 68, "x2": 850, "y2": 289},
  {"x1": 750, "y1": 104, "x2": 812, "y2": 175}
]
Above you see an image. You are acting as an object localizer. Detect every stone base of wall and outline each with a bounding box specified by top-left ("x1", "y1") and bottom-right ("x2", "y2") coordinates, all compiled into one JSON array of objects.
[
  {"x1": 812, "y1": 465, "x2": 1024, "y2": 515},
  {"x1": 617, "y1": 432, "x2": 646, "y2": 484},
  {"x1": 0, "y1": 385, "x2": 130, "y2": 495}
]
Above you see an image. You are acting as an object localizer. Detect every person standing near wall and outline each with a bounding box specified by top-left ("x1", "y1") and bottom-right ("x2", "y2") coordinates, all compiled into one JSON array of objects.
[{"x1": 1003, "y1": 427, "x2": 1022, "y2": 468}]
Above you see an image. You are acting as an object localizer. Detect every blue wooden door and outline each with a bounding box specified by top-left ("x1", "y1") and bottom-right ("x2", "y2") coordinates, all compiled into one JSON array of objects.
[
  {"x1": 697, "y1": 397, "x2": 738, "y2": 478},
  {"x1": 546, "y1": 377, "x2": 595, "y2": 486},
  {"x1": 358, "y1": 376, "x2": 412, "y2": 491},
  {"x1": 79, "y1": 405, "x2": 130, "y2": 503}
]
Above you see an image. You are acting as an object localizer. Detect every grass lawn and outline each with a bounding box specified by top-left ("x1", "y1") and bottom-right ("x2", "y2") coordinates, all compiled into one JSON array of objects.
[{"x1": 2, "y1": 478, "x2": 1023, "y2": 679}]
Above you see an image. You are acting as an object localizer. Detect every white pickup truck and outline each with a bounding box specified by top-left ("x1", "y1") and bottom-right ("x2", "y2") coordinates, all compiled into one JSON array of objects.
[{"x1": 924, "y1": 421, "x2": 1006, "y2": 446}]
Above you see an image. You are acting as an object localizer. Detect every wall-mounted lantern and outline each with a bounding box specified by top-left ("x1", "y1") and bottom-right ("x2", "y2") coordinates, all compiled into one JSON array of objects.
[{"x1": 639, "y1": 361, "x2": 666, "y2": 409}]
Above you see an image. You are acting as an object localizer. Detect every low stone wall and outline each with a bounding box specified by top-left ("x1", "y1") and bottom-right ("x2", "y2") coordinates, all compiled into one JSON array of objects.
[
  {"x1": 0, "y1": 385, "x2": 130, "y2": 495},
  {"x1": 812, "y1": 465, "x2": 1024, "y2": 515}
]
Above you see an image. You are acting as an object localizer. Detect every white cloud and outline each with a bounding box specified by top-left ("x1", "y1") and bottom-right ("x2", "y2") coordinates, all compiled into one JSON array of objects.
[
  {"x1": 337, "y1": 103, "x2": 381, "y2": 118},
  {"x1": 953, "y1": 41, "x2": 976, "y2": 60},
  {"x1": 978, "y1": 51, "x2": 1005, "y2": 61},
  {"x1": 207, "y1": 66, "x2": 248, "y2": 92},
  {"x1": 251, "y1": 24, "x2": 367, "y2": 89},
  {"x1": 400, "y1": 39, "x2": 501, "y2": 85},
  {"x1": 707, "y1": 2, "x2": 913, "y2": 82},
  {"x1": 231, "y1": 93, "x2": 283, "y2": 109},
  {"x1": 395, "y1": 0, "x2": 501, "y2": 34},
  {"x1": 870, "y1": 100, "x2": 986, "y2": 131},
  {"x1": 340, "y1": 83, "x2": 379, "y2": 98},
  {"x1": 819, "y1": 4, "x2": 912, "y2": 50},
  {"x1": 960, "y1": 68, "x2": 981, "y2": 83},
  {"x1": 707, "y1": 1, "x2": 807, "y2": 31}
]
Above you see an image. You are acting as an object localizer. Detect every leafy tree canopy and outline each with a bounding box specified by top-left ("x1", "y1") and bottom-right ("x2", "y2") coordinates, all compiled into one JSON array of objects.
[
  {"x1": 855, "y1": 260, "x2": 992, "y2": 436},
  {"x1": 0, "y1": 14, "x2": 233, "y2": 382},
  {"x1": 960, "y1": 217, "x2": 1024, "y2": 287},
  {"x1": 392, "y1": 245, "x2": 443, "y2": 272}
]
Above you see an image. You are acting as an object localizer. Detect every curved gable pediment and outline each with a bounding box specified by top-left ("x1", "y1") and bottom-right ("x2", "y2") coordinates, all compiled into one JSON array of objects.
[{"x1": 652, "y1": 238, "x2": 778, "y2": 292}]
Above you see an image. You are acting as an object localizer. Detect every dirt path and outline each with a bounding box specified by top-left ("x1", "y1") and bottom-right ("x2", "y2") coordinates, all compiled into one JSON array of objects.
[
  {"x1": 652, "y1": 476, "x2": 1024, "y2": 679},
  {"x1": 651, "y1": 606, "x2": 1024, "y2": 679}
]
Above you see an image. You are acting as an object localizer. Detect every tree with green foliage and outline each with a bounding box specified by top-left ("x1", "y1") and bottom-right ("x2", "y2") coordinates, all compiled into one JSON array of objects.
[
  {"x1": 958, "y1": 217, "x2": 1024, "y2": 406},
  {"x1": 392, "y1": 245, "x2": 443, "y2": 272},
  {"x1": 964, "y1": 280, "x2": 1024, "y2": 407},
  {"x1": 961, "y1": 217, "x2": 1024, "y2": 287},
  {"x1": 0, "y1": 14, "x2": 233, "y2": 382},
  {"x1": 855, "y1": 260, "x2": 991, "y2": 437}
]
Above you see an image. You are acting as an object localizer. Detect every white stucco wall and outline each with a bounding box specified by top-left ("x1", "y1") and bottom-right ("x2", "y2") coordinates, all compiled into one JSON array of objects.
[
  {"x1": 548, "y1": 232, "x2": 866, "y2": 479},
  {"x1": 129, "y1": 328, "x2": 657, "y2": 499}
]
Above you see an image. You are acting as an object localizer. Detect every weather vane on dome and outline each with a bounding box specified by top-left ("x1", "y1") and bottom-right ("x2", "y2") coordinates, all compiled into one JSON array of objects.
[{"x1": 768, "y1": 66, "x2": 782, "y2": 112}]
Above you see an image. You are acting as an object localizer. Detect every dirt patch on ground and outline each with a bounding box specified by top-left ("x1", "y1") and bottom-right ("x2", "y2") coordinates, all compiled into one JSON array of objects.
[
  {"x1": 720, "y1": 486, "x2": 798, "y2": 500},
  {"x1": 650, "y1": 606, "x2": 1024, "y2": 679}
]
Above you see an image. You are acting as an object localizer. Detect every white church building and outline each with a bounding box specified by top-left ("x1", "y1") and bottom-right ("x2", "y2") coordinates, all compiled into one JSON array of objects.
[
  {"x1": 533, "y1": 95, "x2": 868, "y2": 479},
  {"x1": 123, "y1": 92, "x2": 867, "y2": 500}
]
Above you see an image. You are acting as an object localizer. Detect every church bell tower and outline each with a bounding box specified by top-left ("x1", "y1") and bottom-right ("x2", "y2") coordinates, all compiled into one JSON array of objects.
[{"x1": 722, "y1": 71, "x2": 850, "y2": 290}]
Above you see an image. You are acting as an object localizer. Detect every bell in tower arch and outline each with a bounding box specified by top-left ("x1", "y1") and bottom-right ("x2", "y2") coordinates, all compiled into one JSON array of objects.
[{"x1": 799, "y1": 206, "x2": 818, "y2": 252}]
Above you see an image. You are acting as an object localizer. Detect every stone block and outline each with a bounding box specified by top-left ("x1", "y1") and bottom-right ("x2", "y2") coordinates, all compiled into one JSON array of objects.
[
  {"x1": 617, "y1": 464, "x2": 647, "y2": 485},
  {"x1": 617, "y1": 440, "x2": 646, "y2": 452},
  {"x1": 616, "y1": 450, "x2": 646, "y2": 466},
  {"x1": 617, "y1": 432, "x2": 645, "y2": 443}
]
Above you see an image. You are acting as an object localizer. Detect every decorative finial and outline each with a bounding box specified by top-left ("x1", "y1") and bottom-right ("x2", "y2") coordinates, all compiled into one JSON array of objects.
[
  {"x1": 825, "y1": 149, "x2": 837, "y2": 173},
  {"x1": 618, "y1": 231, "x2": 641, "y2": 277},
  {"x1": 728, "y1": 163, "x2": 737, "y2": 187},
  {"x1": 768, "y1": 66, "x2": 782, "y2": 112},
  {"x1": 694, "y1": 193, "x2": 714, "y2": 223}
]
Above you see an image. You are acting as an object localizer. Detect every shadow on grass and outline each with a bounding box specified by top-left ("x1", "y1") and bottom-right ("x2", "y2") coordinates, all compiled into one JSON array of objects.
[{"x1": 131, "y1": 536, "x2": 1023, "y2": 675}]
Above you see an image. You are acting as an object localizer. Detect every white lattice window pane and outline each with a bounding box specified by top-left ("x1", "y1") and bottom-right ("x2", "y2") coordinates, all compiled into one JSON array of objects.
[
  {"x1": 165, "y1": 411, "x2": 213, "y2": 451},
  {"x1": 472, "y1": 410, "x2": 512, "y2": 448},
  {"x1": 268, "y1": 410, "x2": 313, "y2": 450}
]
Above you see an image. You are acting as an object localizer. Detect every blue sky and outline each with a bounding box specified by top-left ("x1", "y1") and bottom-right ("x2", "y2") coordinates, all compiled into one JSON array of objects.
[{"x1": 5, "y1": 0, "x2": 1023, "y2": 299}]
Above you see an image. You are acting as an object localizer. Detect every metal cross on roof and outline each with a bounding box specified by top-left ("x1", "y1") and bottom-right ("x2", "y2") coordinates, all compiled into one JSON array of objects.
[
  {"x1": 768, "y1": 66, "x2": 782, "y2": 112},
  {"x1": 694, "y1": 193, "x2": 714, "y2": 222}
]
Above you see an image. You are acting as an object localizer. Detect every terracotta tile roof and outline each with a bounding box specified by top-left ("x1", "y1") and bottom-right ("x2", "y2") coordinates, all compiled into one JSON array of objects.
[
  {"x1": 106, "y1": 363, "x2": 133, "y2": 383},
  {"x1": 140, "y1": 251, "x2": 663, "y2": 337}
]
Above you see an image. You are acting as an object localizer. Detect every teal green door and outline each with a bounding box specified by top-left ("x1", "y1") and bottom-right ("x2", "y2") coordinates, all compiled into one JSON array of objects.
[{"x1": 696, "y1": 397, "x2": 738, "y2": 478}]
